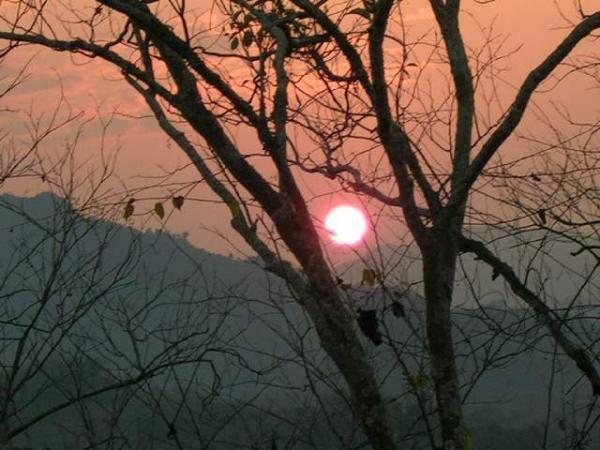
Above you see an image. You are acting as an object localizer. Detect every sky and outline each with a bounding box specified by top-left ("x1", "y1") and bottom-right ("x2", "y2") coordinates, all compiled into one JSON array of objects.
[{"x1": 1, "y1": 0, "x2": 598, "y2": 259}]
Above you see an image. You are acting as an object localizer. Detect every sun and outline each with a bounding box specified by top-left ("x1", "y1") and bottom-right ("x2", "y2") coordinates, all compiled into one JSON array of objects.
[{"x1": 325, "y1": 206, "x2": 367, "y2": 245}]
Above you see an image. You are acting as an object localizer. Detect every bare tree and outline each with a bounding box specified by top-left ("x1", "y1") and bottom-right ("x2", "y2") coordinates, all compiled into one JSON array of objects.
[
  {"x1": 0, "y1": 101, "x2": 256, "y2": 448},
  {"x1": 1, "y1": 1, "x2": 599, "y2": 448}
]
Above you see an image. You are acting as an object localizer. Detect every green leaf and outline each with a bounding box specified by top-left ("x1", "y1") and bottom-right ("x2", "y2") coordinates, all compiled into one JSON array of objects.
[
  {"x1": 172, "y1": 196, "x2": 184, "y2": 210},
  {"x1": 465, "y1": 430, "x2": 473, "y2": 450},
  {"x1": 230, "y1": 37, "x2": 239, "y2": 50},
  {"x1": 154, "y1": 201, "x2": 165, "y2": 219},
  {"x1": 349, "y1": 7, "x2": 371, "y2": 19},
  {"x1": 408, "y1": 373, "x2": 429, "y2": 390},
  {"x1": 242, "y1": 31, "x2": 253, "y2": 47}
]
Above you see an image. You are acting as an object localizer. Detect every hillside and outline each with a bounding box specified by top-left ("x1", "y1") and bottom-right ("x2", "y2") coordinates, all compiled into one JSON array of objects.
[{"x1": 0, "y1": 193, "x2": 598, "y2": 449}]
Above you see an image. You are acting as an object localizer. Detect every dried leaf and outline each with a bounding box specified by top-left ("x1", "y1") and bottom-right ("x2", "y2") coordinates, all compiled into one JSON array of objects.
[
  {"x1": 123, "y1": 199, "x2": 135, "y2": 220},
  {"x1": 242, "y1": 30, "x2": 253, "y2": 47},
  {"x1": 362, "y1": 269, "x2": 375, "y2": 286},
  {"x1": 172, "y1": 196, "x2": 184, "y2": 210},
  {"x1": 154, "y1": 201, "x2": 165, "y2": 219},
  {"x1": 357, "y1": 309, "x2": 382, "y2": 345},
  {"x1": 392, "y1": 300, "x2": 405, "y2": 318},
  {"x1": 361, "y1": 268, "x2": 382, "y2": 285},
  {"x1": 226, "y1": 199, "x2": 241, "y2": 217},
  {"x1": 230, "y1": 37, "x2": 239, "y2": 50}
]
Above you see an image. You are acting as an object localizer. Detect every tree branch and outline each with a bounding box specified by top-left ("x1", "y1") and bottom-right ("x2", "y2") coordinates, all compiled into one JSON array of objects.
[
  {"x1": 0, "y1": 32, "x2": 174, "y2": 102},
  {"x1": 459, "y1": 235, "x2": 600, "y2": 395},
  {"x1": 429, "y1": 0, "x2": 475, "y2": 210},
  {"x1": 126, "y1": 74, "x2": 302, "y2": 285},
  {"x1": 451, "y1": 11, "x2": 600, "y2": 206}
]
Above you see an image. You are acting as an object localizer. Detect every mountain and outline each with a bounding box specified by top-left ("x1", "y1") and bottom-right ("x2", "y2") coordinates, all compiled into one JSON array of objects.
[{"x1": 0, "y1": 193, "x2": 598, "y2": 449}]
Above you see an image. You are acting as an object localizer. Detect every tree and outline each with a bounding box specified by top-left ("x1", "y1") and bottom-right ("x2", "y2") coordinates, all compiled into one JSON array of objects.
[
  {"x1": 1, "y1": 1, "x2": 599, "y2": 448},
  {"x1": 0, "y1": 87, "x2": 254, "y2": 447}
]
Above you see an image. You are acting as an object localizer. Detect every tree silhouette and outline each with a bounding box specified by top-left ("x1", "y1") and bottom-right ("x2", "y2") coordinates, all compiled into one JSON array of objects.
[{"x1": 1, "y1": 1, "x2": 599, "y2": 448}]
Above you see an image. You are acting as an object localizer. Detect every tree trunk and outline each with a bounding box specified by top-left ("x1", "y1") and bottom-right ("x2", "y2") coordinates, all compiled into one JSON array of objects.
[
  {"x1": 268, "y1": 188, "x2": 397, "y2": 449},
  {"x1": 306, "y1": 292, "x2": 396, "y2": 449},
  {"x1": 422, "y1": 233, "x2": 467, "y2": 449},
  {"x1": 292, "y1": 261, "x2": 396, "y2": 450}
]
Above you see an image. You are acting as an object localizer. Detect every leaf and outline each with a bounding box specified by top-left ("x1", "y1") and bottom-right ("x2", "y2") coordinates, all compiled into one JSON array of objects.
[
  {"x1": 408, "y1": 373, "x2": 429, "y2": 390},
  {"x1": 357, "y1": 309, "x2": 382, "y2": 345},
  {"x1": 492, "y1": 267, "x2": 500, "y2": 281},
  {"x1": 349, "y1": 8, "x2": 371, "y2": 19},
  {"x1": 362, "y1": 268, "x2": 376, "y2": 286},
  {"x1": 226, "y1": 199, "x2": 241, "y2": 217},
  {"x1": 538, "y1": 208, "x2": 547, "y2": 225},
  {"x1": 172, "y1": 196, "x2": 184, "y2": 210},
  {"x1": 465, "y1": 429, "x2": 473, "y2": 450},
  {"x1": 391, "y1": 300, "x2": 405, "y2": 318},
  {"x1": 361, "y1": 268, "x2": 383, "y2": 285},
  {"x1": 123, "y1": 199, "x2": 135, "y2": 220},
  {"x1": 230, "y1": 37, "x2": 239, "y2": 50},
  {"x1": 154, "y1": 201, "x2": 165, "y2": 219},
  {"x1": 242, "y1": 31, "x2": 253, "y2": 47}
]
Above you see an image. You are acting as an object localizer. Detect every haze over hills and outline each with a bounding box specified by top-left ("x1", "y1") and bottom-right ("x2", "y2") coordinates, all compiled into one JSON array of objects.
[{"x1": 0, "y1": 192, "x2": 598, "y2": 449}]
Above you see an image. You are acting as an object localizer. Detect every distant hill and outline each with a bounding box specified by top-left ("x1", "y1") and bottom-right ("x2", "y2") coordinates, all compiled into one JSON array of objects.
[
  {"x1": 0, "y1": 191, "x2": 261, "y2": 285},
  {"x1": 0, "y1": 192, "x2": 598, "y2": 449}
]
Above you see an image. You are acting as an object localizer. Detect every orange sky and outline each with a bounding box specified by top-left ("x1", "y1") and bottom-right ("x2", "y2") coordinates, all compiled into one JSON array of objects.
[{"x1": 1, "y1": 0, "x2": 598, "y2": 260}]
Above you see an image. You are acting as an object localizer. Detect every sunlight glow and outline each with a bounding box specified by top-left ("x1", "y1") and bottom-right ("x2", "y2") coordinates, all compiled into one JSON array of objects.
[{"x1": 325, "y1": 206, "x2": 367, "y2": 245}]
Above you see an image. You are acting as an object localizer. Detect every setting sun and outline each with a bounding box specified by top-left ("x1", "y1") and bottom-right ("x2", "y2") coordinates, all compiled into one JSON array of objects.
[{"x1": 325, "y1": 206, "x2": 367, "y2": 245}]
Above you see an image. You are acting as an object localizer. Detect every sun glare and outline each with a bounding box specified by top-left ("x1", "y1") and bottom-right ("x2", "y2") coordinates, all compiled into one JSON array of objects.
[{"x1": 325, "y1": 206, "x2": 367, "y2": 245}]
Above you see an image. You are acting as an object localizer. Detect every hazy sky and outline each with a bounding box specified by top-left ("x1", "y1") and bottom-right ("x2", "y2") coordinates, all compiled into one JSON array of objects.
[{"x1": 1, "y1": 0, "x2": 598, "y2": 257}]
